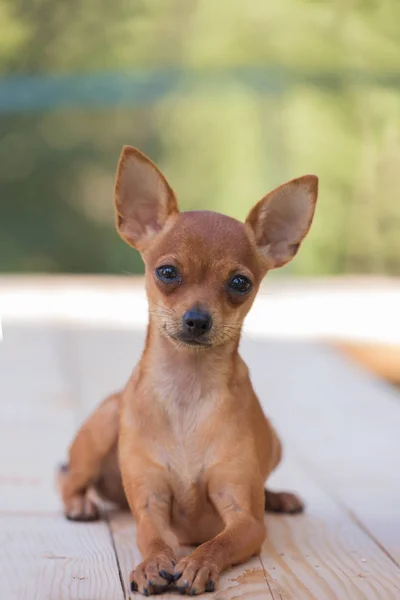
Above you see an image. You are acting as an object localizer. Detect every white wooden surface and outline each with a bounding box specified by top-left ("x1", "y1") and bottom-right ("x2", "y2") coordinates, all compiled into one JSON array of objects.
[{"x1": 1, "y1": 301, "x2": 400, "y2": 598}]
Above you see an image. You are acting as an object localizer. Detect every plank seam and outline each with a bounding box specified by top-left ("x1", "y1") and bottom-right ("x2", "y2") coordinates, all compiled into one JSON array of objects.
[
  {"x1": 106, "y1": 513, "x2": 127, "y2": 599},
  {"x1": 258, "y1": 554, "x2": 279, "y2": 600}
]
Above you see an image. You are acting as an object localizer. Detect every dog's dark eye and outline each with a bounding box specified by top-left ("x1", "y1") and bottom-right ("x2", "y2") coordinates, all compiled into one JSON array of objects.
[
  {"x1": 156, "y1": 265, "x2": 180, "y2": 283},
  {"x1": 228, "y1": 275, "x2": 252, "y2": 295}
]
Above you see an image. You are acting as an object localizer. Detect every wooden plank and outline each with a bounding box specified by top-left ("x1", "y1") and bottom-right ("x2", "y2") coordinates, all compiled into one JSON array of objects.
[
  {"x1": 66, "y1": 328, "x2": 144, "y2": 418},
  {"x1": 0, "y1": 324, "x2": 74, "y2": 422},
  {"x1": 241, "y1": 338, "x2": 400, "y2": 565},
  {"x1": 0, "y1": 325, "x2": 76, "y2": 512},
  {"x1": 109, "y1": 512, "x2": 274, "y2": 599},
  {"x1": 261, "y1": 457, "x2": 400, "y2": 600},
  {"x1": 0, "y1": 325, "x2": 124, "y2": 597},
  {"x1": 0, "y1": 421, "x2": 72, "y2": 513},
  {"x1": 0, "y1": 515, "x2": 124, "y2": 600}
]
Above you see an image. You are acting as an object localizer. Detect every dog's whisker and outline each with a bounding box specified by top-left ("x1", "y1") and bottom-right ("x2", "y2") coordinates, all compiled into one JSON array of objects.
[{"x1": 153, "y1": 301, "x2": 177, "y2": 315}]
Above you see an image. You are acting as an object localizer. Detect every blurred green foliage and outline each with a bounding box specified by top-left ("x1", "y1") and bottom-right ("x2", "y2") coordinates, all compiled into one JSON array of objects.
[{"x1": 1, "y1": 0, "x2": 400, "y2": 275}]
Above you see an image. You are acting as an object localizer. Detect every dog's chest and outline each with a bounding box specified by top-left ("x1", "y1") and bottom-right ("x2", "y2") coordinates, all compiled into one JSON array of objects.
[
  {"x1": 164, "y1": 399, "x2": 214, "y2": 481},
  {"x1": 156, "y1": 388, "x2": 217, "y2": 504},
  {"x1": 166, "y1": 426, "x2": 217, "y2": 538},
  {"x1": 149, "y1": 362, "x2": 225, "y2": 521},
  {"x1": 162, "y1": 403, "x2": 224, "y2": 543}
]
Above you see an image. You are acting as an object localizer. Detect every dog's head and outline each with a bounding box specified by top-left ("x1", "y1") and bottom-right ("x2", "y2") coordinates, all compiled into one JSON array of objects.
[{"x1": 114, "y1": 146, "x2": 318, "y2": 350}]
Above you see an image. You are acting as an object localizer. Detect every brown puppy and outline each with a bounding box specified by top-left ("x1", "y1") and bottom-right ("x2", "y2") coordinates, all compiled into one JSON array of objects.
[{"x1": 59, "y1": 147, "x2": 318, "y2": 596}]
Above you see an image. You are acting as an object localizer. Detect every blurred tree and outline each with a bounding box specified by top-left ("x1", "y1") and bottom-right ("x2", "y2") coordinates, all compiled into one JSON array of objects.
[{"x1": 1, "y1": 0, "x2": 400, "y2": 275}]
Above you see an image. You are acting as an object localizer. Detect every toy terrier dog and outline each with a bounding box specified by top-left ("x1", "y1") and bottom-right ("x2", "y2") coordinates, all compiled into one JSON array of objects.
[{"x1": 59, "y1": 146, "x2": 318, "y2": 595}]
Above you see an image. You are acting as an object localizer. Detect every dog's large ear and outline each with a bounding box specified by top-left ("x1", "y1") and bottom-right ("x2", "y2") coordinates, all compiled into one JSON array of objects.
[
  {"x1": 114, "y1": 146, "x2": 179, "y2": 250},
  {"x1": 245, "y1": 175, "x2": 318, "y2": 269}
]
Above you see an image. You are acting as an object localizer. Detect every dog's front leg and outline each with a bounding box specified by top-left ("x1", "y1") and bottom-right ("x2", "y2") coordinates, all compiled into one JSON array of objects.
[
  {"x1": 174, "y1": 471, "x2": 266, "y2": 595},
  {"x1": 122, "y1": 466, "x2": 179, "y2": 595}
]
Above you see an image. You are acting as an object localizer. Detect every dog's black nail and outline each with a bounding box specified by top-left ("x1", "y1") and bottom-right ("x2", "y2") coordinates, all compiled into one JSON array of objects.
[
  {"x1": 159, "y1": 569, "x2": 174, "y2": 582},
  {"x1": 130, "y1": 580, "x2": 138, "y2": 592},
  {"x1": 143, "y1": 588, "x2": 149, "y2": 596},
  {"x1": 59, "y1": 463, "x2": 69, "y2": 473},
  {"x1": 189, "y1": 589, "x2": 197, "y2": 596},
  {"x1": 177, "y1": 582, "x2": 189, "y2": 594},
  {"x1": 173, "y1": 571, "x2": 182, "y2": 581},
  {"x1": 205, "y1": 580, "x2": 215, "y2": 592},
  {"x1": 171, "y1": 560, "x2": 176, "y2": 567}
]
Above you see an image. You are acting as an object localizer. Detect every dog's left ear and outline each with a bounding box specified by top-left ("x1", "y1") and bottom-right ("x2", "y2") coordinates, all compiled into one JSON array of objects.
[{"x1": 245, "y1": 175, "x2": 318, "y2": 269}]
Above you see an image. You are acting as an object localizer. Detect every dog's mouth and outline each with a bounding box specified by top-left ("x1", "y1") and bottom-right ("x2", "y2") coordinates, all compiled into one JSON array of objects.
[
  {"x1": 173, "y1": 334, "x2": 213, "y2": 348},
  {"x1": 166, "y1": 329, "x2": 213, "y2": 349},
  {"x1": 161, "y1": 321, "x2": 241, "y2": 349}
]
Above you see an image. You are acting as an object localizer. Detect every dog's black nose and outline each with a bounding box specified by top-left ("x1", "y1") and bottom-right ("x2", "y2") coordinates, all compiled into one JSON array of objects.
[{"x1": 182, "y1": 309, "x2": 212, "y2": 337}]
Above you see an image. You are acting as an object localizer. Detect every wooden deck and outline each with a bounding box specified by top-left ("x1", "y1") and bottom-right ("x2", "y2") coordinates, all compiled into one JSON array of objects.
[{"x1": 1, "y1": 278, "x2": 400, "y2": 599}]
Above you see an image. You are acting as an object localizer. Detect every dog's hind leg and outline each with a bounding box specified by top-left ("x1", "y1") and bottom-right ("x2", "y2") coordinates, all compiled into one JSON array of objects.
[
  {"x1": 258, "y1": 420, "x2": 304, "y2": 515},
  {"x1": 58, "y1": 392, "x2": 121, "y2": 521},
  {"x1": 264, "y1": 488, "x2": 304, "y2": 514}
]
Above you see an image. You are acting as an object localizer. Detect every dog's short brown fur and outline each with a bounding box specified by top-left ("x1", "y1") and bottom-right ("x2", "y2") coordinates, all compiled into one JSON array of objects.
[{"x1": 59, "y1": 147, "x2": 318, "y2": 595}]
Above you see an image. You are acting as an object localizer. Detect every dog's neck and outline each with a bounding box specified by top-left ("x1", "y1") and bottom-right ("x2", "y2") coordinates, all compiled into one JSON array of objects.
[{"x1": 142, "y1": 318, "x2": 240, "y2": 405}]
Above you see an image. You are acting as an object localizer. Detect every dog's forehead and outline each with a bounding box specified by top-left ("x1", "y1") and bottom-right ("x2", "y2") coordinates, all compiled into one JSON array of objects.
[{"x1": 150, "y1": 211, "x2": 261, "y2": 275}]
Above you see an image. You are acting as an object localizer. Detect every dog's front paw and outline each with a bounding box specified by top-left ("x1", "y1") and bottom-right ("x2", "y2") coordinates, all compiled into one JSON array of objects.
[
  {"x1": 130, "y1": 554, "x2": 177, "y2": 596},
  {"x1": 174, "y1": 555, "x2": 219, "y2": 595}
]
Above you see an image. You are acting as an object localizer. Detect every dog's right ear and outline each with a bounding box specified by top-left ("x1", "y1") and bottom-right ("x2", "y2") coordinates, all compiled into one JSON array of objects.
[{"x1": 114, "y1": 146, "x2": 179, "y2": 250}]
